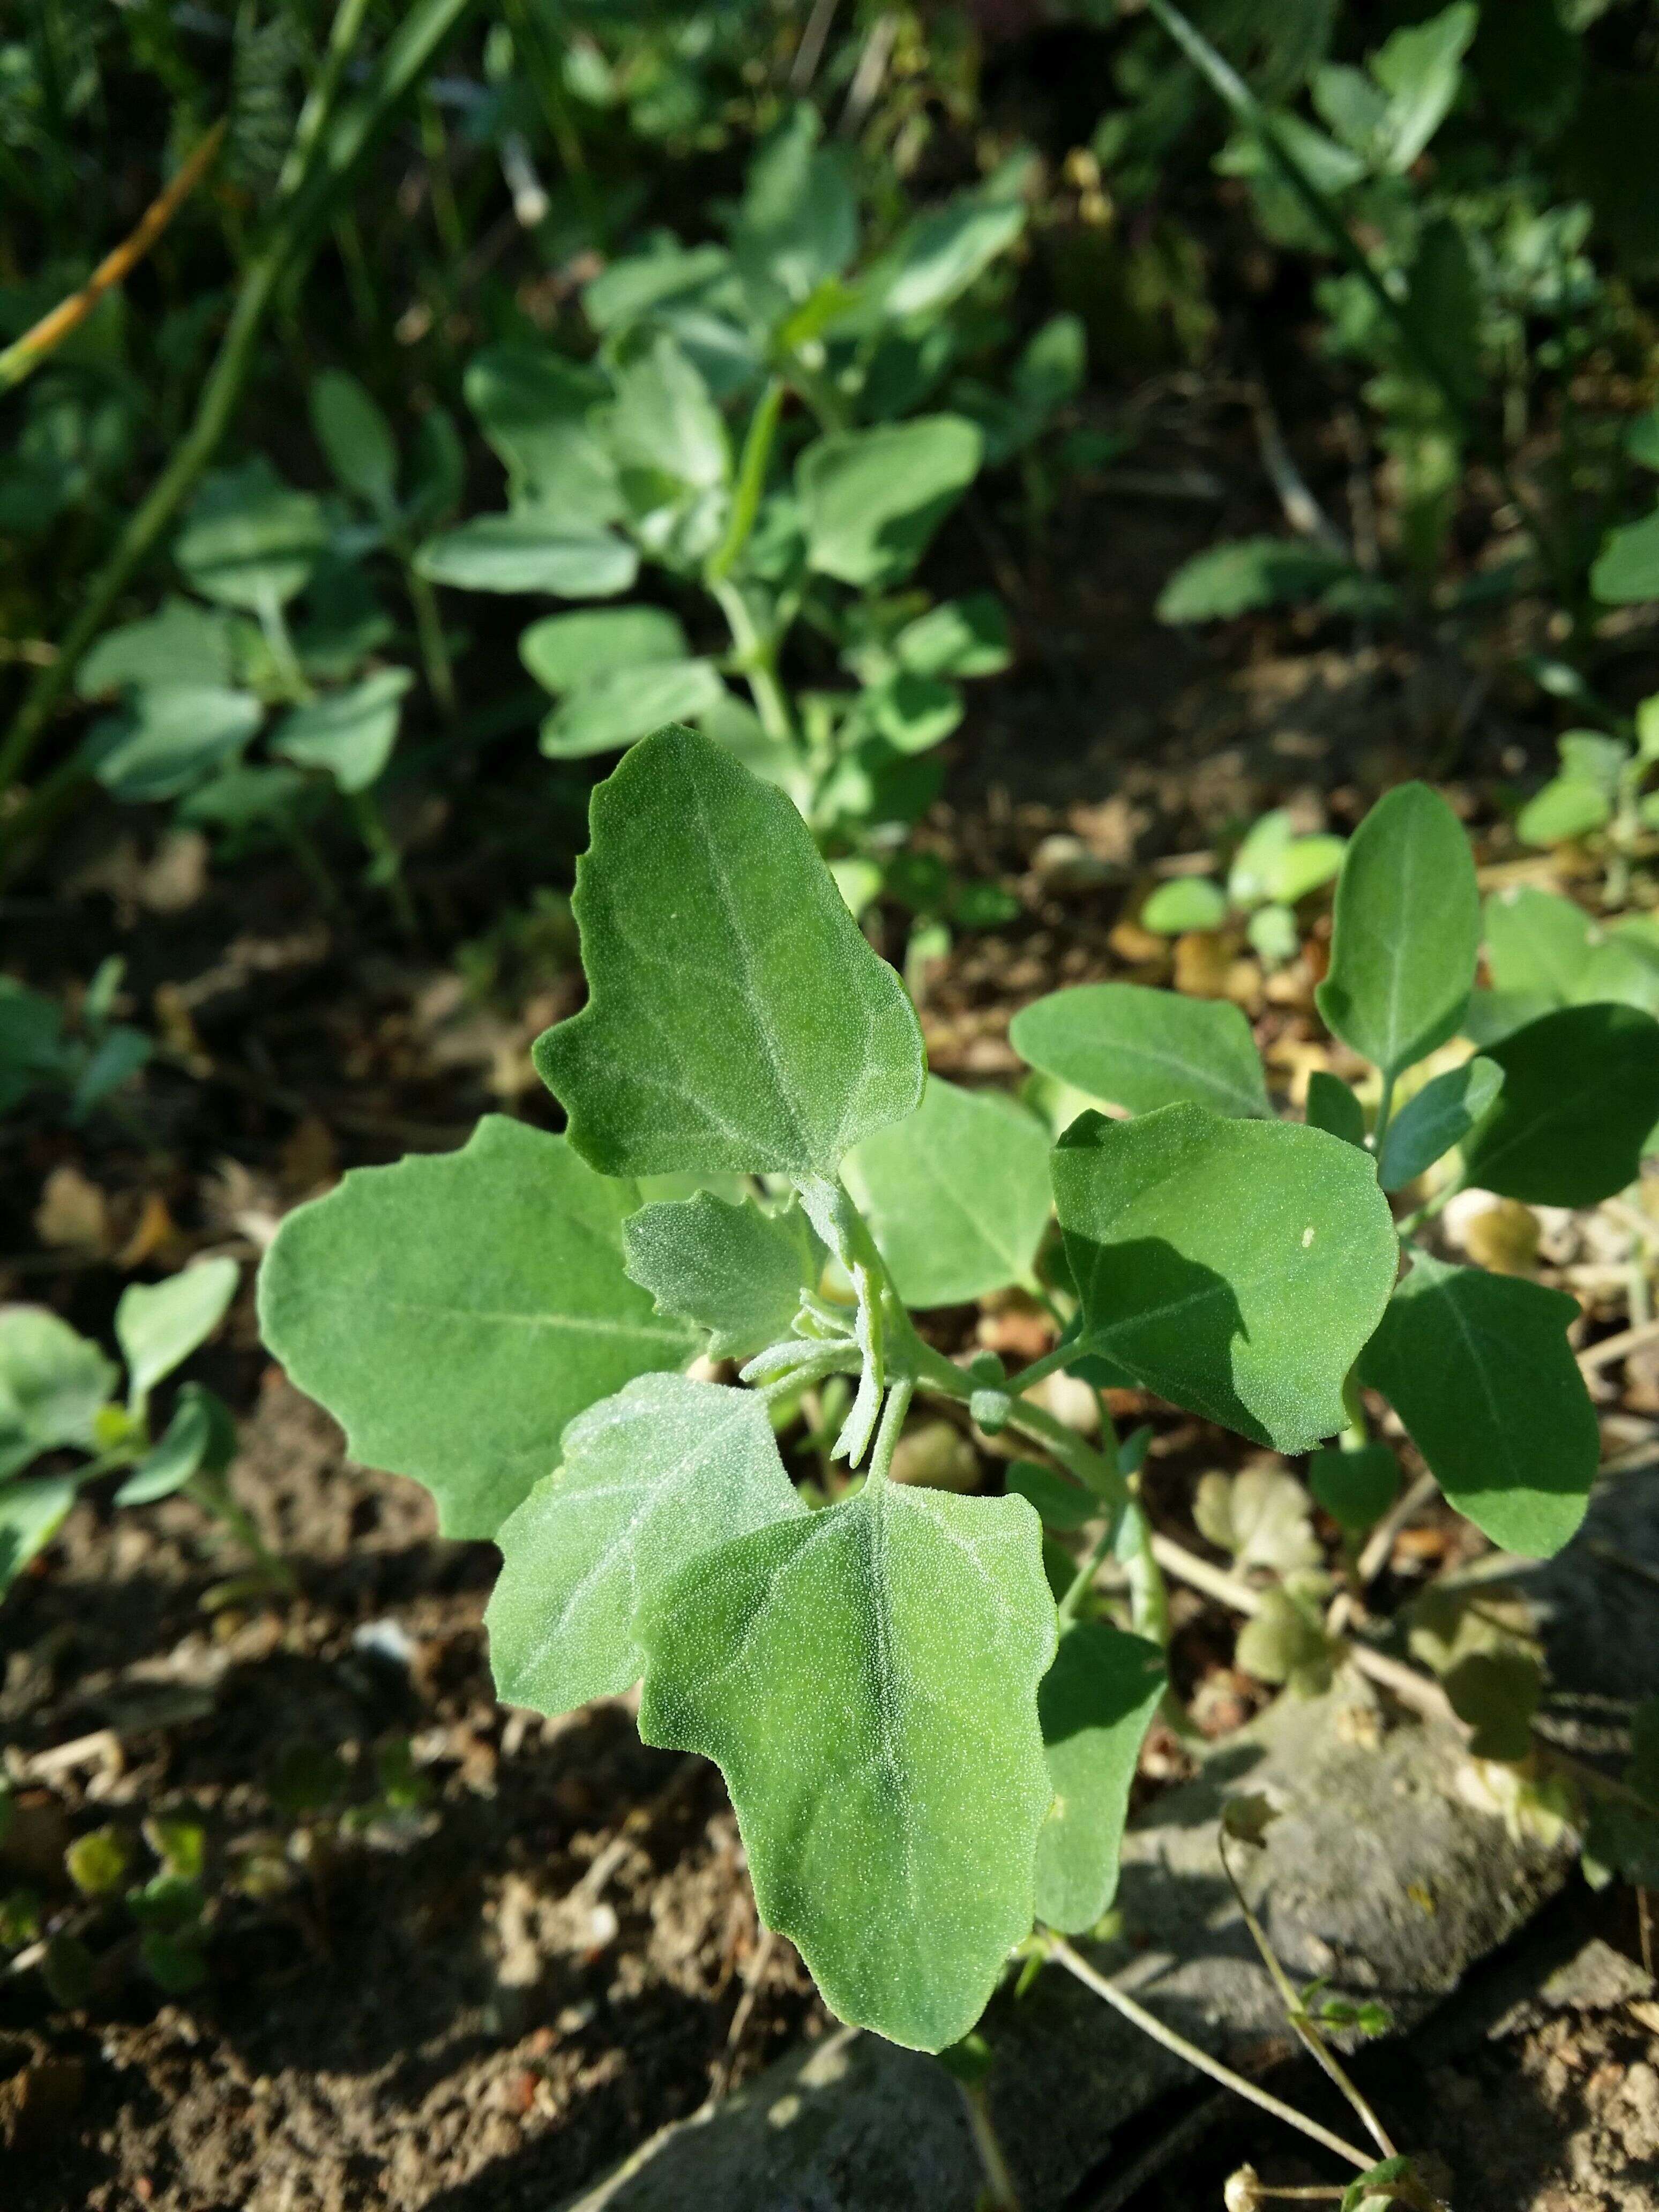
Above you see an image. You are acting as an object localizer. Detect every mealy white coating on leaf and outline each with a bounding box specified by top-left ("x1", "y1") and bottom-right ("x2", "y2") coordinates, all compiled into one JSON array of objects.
[
  {"x1": 535, "y1": 726, "x2": 925, "y2": 1178},
  {"x1": 638, "y1": 1479, "x2": 1056, "y2": 2051},
  {"x1": 487, "y1": 1374, "x2": 805, "y2": 1716},
  {"x1": 622, "y1": 1193, "x2": 824, "y2": 1360}
]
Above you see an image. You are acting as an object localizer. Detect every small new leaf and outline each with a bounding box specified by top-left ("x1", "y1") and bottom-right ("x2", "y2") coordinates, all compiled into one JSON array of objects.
[
  {"x1": 1317, "y1": 783, "x2": 1479, "y2": 1079},
  {"x1": 1377, "y1": 1056, "x2": 1503, "y2": 1191},
  {"x1": 622, "y1": 1193, "x2": 825, "y2": 1362}
]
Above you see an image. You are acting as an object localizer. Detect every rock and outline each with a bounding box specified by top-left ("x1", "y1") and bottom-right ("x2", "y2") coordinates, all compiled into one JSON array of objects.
[{"x1": 562, "y1": 1461, "x2": 1659, "y2": 2212}]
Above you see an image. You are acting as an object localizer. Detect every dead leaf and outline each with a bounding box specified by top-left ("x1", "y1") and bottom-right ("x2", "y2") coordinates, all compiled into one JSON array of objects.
[{"x1": 34, "y1": 1165, "x2": 110, "y2": 1256}]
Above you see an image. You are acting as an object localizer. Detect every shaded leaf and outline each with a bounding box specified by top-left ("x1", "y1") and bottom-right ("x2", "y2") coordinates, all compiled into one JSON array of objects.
[
  {"x1": 1307, "y1": 1444, "x2": 1399, "y2": 1533},
  {"x1": 174, "y1": 459, "x2": 327, "y2": 611},
  {"x1": 1053, "y1": 1104, "x2": 1396, "y2": 1453},
  {"x1": 309, "y1": 369, "x2": 398, "y2": 514},
  {"x1": 798, "y1": 417, "x2": 983, "y2": 589},
  {"x1": 1358, "y1": 1252, "x2": 1596, "y2": 1557},
  {"x1": 541, "y1": 660, "x2": 726, "y2": 758},
  {"x1": 415, "y1": 515, "x2": 638, "y2": 597},
  {"x1": 1305, "y1": 1070, "x2": 1366, "y2": 1148},
  {"x1": 520, "y1": 607, "x2": 689, "y2": 693},
  {"x1": 272, "y1": 668, "x2": 412, "y2": 793},
  {"x1": 1378, "y1": 1056, "x2": 1503, "y2": 1191},
  {"x1": 1156, "y1": 537, "x2": 1350, "y2": 624},
  {"x1": 88, "y1": 685, "x2": 263, "y2": 803},
  {"x1": 0, "y1": 1309, "x2": 116, "y2": 1476},
  {"x1": 1460, "y1": 1003, "x2": 1659, "y2": 1205},
  {"x1": 1035, "y1": 1624, "x2": 1165, "y2": 1933}
]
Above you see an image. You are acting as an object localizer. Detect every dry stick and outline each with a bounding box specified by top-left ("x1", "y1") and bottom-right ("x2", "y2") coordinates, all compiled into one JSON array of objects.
[
  {"x1": 1217, "y1": 1830, "x2": 1398, "y2": 2164},
  {"x1": 1044, "y1": 1937, "x2": 1373, "y2": 2173},
  {"x1": 1355, "y1": 1470, "x2": 1439, "y2": 1587},
  {"x1": 1150, "y1": 1533, "x2": 1659, "y2": 1818},
  {"x1": 1579, "y1": 1315, "x2": 1659, "y2": 1374},
  {"x1": 0, "y1": 121, "x2": 228, "y2": 392}
]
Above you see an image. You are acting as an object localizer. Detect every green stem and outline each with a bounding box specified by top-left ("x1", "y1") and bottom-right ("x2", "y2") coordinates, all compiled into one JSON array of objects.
[
  {"x1": 709, "y1": 576, "x2": 798, "y2": 750},
  {"x1": 186, "y1": 1470, "x2": 297, "y2": 1595},
  {"x1": 1217, "y1": 1831, "x2": 1399, "y2": 2163},
  {"x1": 402, "y1": 558, "x2": 457, "y2": 717},
  {"x1": 350, "y1": 788, "x2": 420, "y2": 937},
  {"x1": 915, "y1": 1343, "x2": 1129, "y2": 1518},
  {"x1": 0, "y1": 0, "x2": 476, "y2": 847},
  {"x1": 1371, "y1": 1070, "x2": 1397, "y2": 1154},
  {"x1": 706, "y1": 378, "x2": 787, "y2": 585},
  {"x1": 1044, "y1": 1934, "x2": 1373, "y2": 2172},
  {"x1": 260, "y1": 596, "x2": 315, "y2": 704},
  {"x1": 866, "y1": 1374, "x2": 914, "y2": 1486},
  {"x1": 1057, "y1": 1507, "x2": 1123, "y2": 1630}
]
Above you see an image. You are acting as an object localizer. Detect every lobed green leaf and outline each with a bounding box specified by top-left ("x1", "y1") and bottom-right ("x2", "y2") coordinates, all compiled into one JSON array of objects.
[
  {"x1": 258, "y1": 1117, "x2": 698, "y2": 1539},
  {"x1": 536, "y1": 726, "x2": 925, "y2": 1179},
  {"x1": 488, "y1": 1376, "x2": 804, "y2": 1717},
  {"x1": 622, "y1": 1192, "x2": 825, "y2": 1361},
  {"x1": 638, "y1": 1478, "x2": 1055, "y2": 2051}
]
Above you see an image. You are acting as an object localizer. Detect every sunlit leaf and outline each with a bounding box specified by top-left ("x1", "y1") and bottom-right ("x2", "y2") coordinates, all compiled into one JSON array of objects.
[
  {"x1": 536, "y1": 726, "x2": 924, "y2": 1178},
  {"x1": 488, "y1": 1376, "x2": 805, "y2": 1716},
  {"x1": 1034, "y1": 1624, "x2": 1165, "y2": 1934},
  {"x1": 1010, "y1": 983, "x2": 1271, "y2": 1119},
  {"x1": 639, "y1": 1479, "x2": 1055, "y2": 2051}
]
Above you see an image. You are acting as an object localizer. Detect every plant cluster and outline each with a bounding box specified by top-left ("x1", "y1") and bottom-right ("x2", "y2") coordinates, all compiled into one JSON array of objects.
[
  {"x1": 0, "y1": 1254, "x2": 277, "y2": 1605},
  {"x1": 261, "y1": 728, "x2": 1658, "y2": 2072}
]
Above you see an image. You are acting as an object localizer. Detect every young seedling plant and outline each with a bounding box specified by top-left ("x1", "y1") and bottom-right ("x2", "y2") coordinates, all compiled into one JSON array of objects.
[
  {"x1": 260, "y1": 732, "x2": 1659, "y2": 2191},
  {"x1": 415, "y1": 105, "x2": 1079, "y2": 907},
  {"x1": 0, "y1": 1256, "x2": 283, "y2": 1606}
]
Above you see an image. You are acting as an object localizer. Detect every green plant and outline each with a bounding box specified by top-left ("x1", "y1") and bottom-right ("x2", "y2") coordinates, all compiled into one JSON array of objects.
[
  {"x1": 257, "y1": 730, "x2": 1649, "y2": 2198},
  {"x1": 415, "y1": 106, "x2": 1077, "y2": 887},
  {"x1": 1123, "y1": 0, "x2": 1641, "y2": 653},
  {"x1": 0, "y1": 0, "x2": 479, "y2": 873},
  {"x1": 1507, "y1": 687, "x2": 1659, "y2": 904},
  {"x1": 1139, "y1": 807, "x2": 1346, "y2": 962},
  {"x1": 0, "y1": 955, "x2": 150, "y2": 1123},
  {"x1": 72, "y1": 382, "x2": 464, "y2": 922},
  {"x1": 0, "y1": 1255, "x2": 285, "y2": 1604}
]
